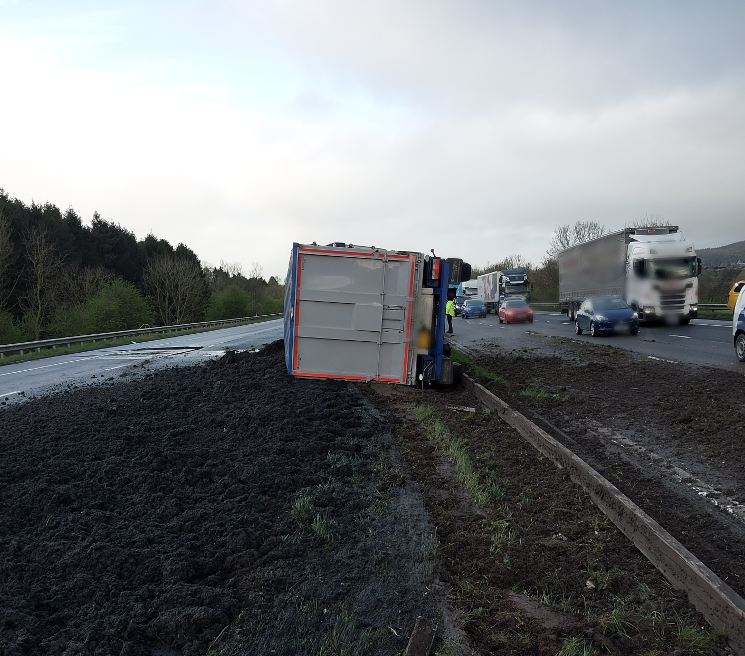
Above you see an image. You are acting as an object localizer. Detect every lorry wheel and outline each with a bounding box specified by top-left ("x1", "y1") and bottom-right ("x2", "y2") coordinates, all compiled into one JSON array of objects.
[
  {"x1": 574, "y1": 322, "x2": 582, "y2": 335},
  {"x1": 451, "y1": 361, "x2": 463, "y2": 387},
  {"x1": 590, "y1": 321, "x2": 597, "y2": 337},
  {"x1": 737, "y1": 334, "x2": 745, "y2": 363},
  {"x1": 679, "y1": 318, "x2": 691, "y2": 326}
]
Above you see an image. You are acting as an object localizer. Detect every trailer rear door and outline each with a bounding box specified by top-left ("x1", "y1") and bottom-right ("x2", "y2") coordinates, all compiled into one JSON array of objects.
[{"x1": 285, "y1": 244, "x2": 419, "y2": 383}]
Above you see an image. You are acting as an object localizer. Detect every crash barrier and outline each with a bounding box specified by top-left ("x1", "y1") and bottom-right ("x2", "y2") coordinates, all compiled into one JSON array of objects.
[
  {"x1": 530, "y1": 303, "x2": 729, "y2": 310},
  {"x1": 0, "y1": 315, "x2": 283, "y2": 359},
  {"x1": 462, "y1": 374, "x2": 745, "y2": 655}
]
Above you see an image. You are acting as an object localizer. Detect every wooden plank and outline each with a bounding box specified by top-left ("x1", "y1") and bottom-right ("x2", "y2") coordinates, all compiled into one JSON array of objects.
[
  {"x1": 462, "y1": 374, "x2": 745, "y2": 655},
  {"x1": 404, "y1": 616, "x2": 436, "y2": 656}
]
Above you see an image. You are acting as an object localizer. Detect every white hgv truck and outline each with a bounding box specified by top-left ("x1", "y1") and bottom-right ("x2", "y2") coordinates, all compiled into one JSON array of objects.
[{"x1": 559, "y1": 226, "x2": 700, "y2": 325}]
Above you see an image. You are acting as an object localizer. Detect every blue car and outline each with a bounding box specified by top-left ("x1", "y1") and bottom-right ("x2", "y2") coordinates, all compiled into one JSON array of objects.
[
  {"x1": 461, "y1": 298, "x2": 487, "y2": 319},
  {"x1": 575, "y1": 296, "x2": 638, "y2": 336},
  {"x1": 734, "y1": 286, "x2": 745, "y2": 362}
]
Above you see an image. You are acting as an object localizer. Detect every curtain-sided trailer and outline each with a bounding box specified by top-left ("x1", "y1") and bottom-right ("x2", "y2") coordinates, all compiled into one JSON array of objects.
[
  {"x1": 558, "y1": 226, "x2": 701, "y2": 324},
  {"x1": 284, "y1": 243, "x2": 470, "y2": 385}
]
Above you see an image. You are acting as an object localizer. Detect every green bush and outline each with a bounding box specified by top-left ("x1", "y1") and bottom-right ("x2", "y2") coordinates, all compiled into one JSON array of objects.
[
  {"x1": 0, "y1": 310, "x2": 29, "y2": 345},
  {"x1": 205, "y1": 284, "x2": 251, "y2": 321},
  {"x1": 50, "y1": 279, "x2": 155, "y2": 337}
]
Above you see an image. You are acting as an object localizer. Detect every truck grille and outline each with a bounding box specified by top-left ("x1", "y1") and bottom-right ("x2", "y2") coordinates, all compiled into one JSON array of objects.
[{"x1": 659, "y1": 290, "x2": 686, "y2": 314}]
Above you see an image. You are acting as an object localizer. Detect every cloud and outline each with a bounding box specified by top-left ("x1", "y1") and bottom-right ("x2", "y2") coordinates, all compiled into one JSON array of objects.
[{"x1": 0, "y1": 0, "x2": 743, "y2": 276}]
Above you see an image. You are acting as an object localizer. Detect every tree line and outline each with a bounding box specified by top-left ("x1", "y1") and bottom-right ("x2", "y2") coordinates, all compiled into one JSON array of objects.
[
  {"x1": 0, "y1": 189, "x2": 283, "y2": 344},
  {"x1": 472, "y1": 219, "x2": 742, "y2": 305}
]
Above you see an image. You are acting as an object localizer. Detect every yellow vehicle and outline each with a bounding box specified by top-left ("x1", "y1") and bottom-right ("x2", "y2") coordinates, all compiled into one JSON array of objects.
[{"x1": 728, "y1": 281, "x2": 745, "y2": 312}]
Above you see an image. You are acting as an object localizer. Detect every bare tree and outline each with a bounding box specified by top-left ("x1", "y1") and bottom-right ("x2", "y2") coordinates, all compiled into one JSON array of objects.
[
  {"x1": 627, "y1": 214, "x2": 673, "y2": 228},
  {"x1": 57, "y1": 265, "x2": 113, "y2": 308},
  {"x1": 22, "y1": 226, "x2": 63, "y2": 339},
  {"x1": 547, "y1": 221, "x2": 607, "y2": 258},
  {"x1": 143, "y1": 255, "x2": 207, "y2": 326},
  {"x1": 220, "y1": 260, "x2": 244, "y2": 278},
  {"x1": 249, "y1": 261, "x2": 263, "y2": 280},
  {"x1": 0, "y1": 212, "x2": 15, "y2": 310}
]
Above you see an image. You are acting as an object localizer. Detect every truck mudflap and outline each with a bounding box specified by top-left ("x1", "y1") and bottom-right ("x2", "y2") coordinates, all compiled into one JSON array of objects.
[{"x1": 284, "y1": 243, "x2": 420, "y2": 384}]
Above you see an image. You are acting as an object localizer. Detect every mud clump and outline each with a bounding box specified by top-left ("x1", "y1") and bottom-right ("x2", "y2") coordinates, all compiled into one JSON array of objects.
[{"x1": 0, "y1": 342, "x2": 437, "y2": 655}]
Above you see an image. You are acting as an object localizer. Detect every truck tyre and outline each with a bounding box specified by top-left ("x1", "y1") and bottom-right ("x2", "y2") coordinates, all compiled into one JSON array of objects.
[
  {"x1": 574, "y1": 321, "x2": 582, "y2": 335},
  {"x1": 737, "y1": 334, "x2": 745, "y2": 363},
  {"x1": 451, "y1": 361, "x2": 463, "y2": 387},
  {"x1": 679, "y1": 317, "x2": 691, "y2": 326},
  {"x1": 590, "y1": 321, "x2": 597, "y2": 337}
]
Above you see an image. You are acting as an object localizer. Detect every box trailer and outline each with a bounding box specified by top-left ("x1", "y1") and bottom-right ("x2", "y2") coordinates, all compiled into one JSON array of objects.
[
  {"x1": 284, "y1": 243, "x2": 470, "y2": 385},
  {"x1": 477, "y1": 269, "x2": 531, "y2": 313}
]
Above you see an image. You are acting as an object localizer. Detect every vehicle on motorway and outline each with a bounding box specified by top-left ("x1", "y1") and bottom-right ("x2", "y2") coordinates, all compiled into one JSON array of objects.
[
  {"x1": 498, "y1": 298, "x2": 534, "y2": 324},
  {"x1": 461, "y1": 298, "x2": 487, "y2": 319},
  {"x1": 574, "y1": 296, "x2": 639, "y2": 337},
  {"x1": 734, "y1": 286, "x2": 745, "y2": 362},
  {"x1": 454, "y1": 295, "x2": 467, "y2": 316},
  {"x1": 559, "y1": 226, "x2": 700, "y2": 325},
  {"x1": 728, "y1": 280, "x2": 745, "y2": 312},
  {"x1": 478, "y1": 269, "x2": 531, "y2": 313},
  {"x1": 284, "y1": 242, "x2": 471, "y2": 386}
]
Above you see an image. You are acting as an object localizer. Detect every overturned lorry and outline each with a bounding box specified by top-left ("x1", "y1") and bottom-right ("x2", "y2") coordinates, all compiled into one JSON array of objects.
[{"x1": 284, "y1": 243, "x2": 471, "y2": 385}]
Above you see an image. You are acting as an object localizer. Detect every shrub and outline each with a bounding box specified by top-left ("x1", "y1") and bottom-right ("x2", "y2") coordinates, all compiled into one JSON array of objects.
[
  {"x1": 0, "y1": 310, "x2": 28, "y2": 345},
  {"x1": 205, "y1": 284, "x2": 251, "y2": 321},
  {"x1": 50, "y1": 279, "x2": 155, "y2": 336}
]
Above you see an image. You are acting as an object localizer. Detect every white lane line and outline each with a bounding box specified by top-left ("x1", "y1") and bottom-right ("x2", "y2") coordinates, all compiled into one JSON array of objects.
[
  {"x1": 0, "y1": 356, "x2": 97, "y2": 377},
  {"x1": 101, "y1": 364, "x2": 130, "y2": 372},
  {"x1": 0, "y1": 390, "x2": 22, "y2": 397},
  {"x1": 669, "y1": 334, "x2": 693, "y2": 339}
]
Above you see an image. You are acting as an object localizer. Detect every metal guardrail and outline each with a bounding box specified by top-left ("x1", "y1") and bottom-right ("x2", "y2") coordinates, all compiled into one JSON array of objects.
[
  {"x1": 531, "y1": 302, "x2": 730, "y2": 311},
  {"x1": 0, "y1": 314, "x2": 283, "y2": 358}
]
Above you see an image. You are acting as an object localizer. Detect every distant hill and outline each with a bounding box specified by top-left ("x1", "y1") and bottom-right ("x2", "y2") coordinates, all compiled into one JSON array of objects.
[{"x1": 697, "y1": 240, "x2": 745, "y2": 269}]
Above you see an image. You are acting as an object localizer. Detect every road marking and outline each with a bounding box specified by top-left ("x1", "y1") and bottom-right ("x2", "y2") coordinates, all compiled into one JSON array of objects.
[
  {"x1": 669, "y1": 334, "x2": 693, "y2": 339},
  {"x1": 648, "y1": 356, "x2": 678, "y2": 363},
  {"x1": 0, "y1": 390, "x2": 22, "y2": 397},
  {"x1": 0, "y1": 356, "x2": 97, "y2": 377}
]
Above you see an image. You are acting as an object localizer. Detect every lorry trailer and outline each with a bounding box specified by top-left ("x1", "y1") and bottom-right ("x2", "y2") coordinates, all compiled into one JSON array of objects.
[
  {"x1": 558, "y1": 226, "x2": 700, "y2": 324},
  {"x1": 477, "y1": 269, "x2": 531, "y2": 313},
  {"x1": 284, "y1": 243, "x2": 471, "y2": 385}
]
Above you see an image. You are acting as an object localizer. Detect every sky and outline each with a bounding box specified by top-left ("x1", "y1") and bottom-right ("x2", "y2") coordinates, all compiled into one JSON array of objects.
[{"x1": 1, "y1": 0, "x2": 744, "y2": 279}]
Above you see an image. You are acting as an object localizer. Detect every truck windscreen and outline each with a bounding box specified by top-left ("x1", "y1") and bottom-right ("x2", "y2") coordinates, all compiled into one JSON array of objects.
[{"x1": 646, "y1": 258, "x2": 697, "y2": 279}]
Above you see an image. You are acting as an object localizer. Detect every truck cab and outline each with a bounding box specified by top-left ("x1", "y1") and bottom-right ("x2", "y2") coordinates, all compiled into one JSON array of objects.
[{"x1": 625, "y1": 230, "x2": 700, "y2": 324}]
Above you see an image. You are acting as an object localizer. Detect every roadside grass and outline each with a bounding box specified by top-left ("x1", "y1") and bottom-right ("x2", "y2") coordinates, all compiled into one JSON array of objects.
[
  {"x1": 210, "y1": 595, "x2": 389, "y2": 656},
  {"x1": 698, "y1": 309, "x2": 733, "y2": 320},
  {"x1": 0, "y1": 316, "x2": 276, "y2": 367},
  {"x1": 415, "y1": 404, "x2": 490, "y2": 507},
  {"x1": 411, "y1": 400, "x2": 727, "y2": 654},
  {"x1": 451, "y1": 348, "x2": 509, "y2": 386},
  {"x1": 520, "y1": 383, "x2": 570, "y2": 402}
]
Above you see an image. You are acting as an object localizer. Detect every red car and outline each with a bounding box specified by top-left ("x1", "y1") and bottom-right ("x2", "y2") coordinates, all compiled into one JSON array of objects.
[{"x1": 499, "y1": 298, "x2": 534, "y2": 324}]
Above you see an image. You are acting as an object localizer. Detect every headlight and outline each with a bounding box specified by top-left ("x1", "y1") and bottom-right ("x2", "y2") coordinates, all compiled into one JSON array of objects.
[
  {"x1": 595, "y1": 315, "x2": 607, "y2": 322},
  {"x1": 632, "y1": 312, "x2": 638, "y2": 319}
]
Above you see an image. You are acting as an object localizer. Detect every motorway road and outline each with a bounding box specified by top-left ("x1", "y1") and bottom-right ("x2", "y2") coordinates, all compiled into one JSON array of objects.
[
  {"x1": 0, "y1": 319, "x2": 284, "y2": 407},
  {"x1": 449, "y1": 311, "x2": 743, "y2": 372},
  {"x1": 1, "y1": 313, "x2": 741, "y2": 408}
]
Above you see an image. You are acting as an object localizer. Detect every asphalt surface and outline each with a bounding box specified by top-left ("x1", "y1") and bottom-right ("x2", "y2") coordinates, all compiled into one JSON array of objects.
[
  {"x1": 450, "y1": 311, "x2": 743, "y2": 371},
  {"x1": 0, "y1": 320, "x2": 284, "y2": 406},
  {"x1": 1, "y1": 312, "x2": 741, "y2": 407}
]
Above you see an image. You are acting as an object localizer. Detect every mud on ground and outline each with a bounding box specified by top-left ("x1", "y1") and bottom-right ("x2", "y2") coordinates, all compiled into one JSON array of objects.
[
  {"x1": 461, "y1": 337, "x2": 745, "y2": 601},
  {"x1": 0, "y1": 340, "x2": 736, "y2": 655}
]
